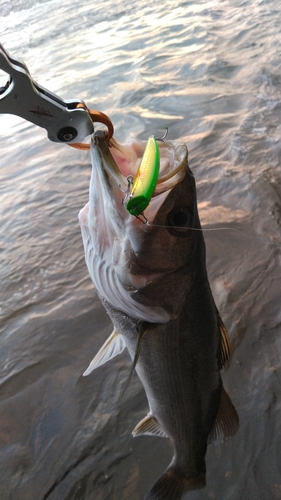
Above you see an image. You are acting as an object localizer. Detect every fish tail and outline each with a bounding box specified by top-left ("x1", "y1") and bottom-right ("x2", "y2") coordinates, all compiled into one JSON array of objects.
[{"x1": 144, "y1": 468, "x2": 206, "y2": 500}]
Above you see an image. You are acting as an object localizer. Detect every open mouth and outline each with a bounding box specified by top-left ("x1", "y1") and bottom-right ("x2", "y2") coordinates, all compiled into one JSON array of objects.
[
  {"x1": 109, "y1": 135, "x2": 188, "y2": 196},
  {"x1": 90, "y1": 130, "x2": 188, "y2": 224}
]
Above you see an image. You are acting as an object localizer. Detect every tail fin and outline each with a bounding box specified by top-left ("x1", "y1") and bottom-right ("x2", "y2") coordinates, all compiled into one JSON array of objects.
[{"x1": 144, "y1": 469, "x2": 205, "y2": 500}]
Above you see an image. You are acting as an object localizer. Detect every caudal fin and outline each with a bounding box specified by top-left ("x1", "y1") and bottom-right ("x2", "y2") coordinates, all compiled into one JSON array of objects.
[{"x1": 144, "y1": 469, "x2": 206, "y2": 500}]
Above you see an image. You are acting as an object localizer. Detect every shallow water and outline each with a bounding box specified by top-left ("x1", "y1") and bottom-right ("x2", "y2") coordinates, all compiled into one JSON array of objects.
[{"x1": 0, "y1": 0, "x2": 281, "y2": 499}]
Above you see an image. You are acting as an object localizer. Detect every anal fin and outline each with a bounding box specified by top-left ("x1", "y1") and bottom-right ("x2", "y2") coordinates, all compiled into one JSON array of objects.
[
  {"x1": 208, "y1": 386, "x2": 239, "y2": 444},
  {"x1": 83, "y1": 328, "x2": 126, "y2": 376},
  {"x1": 132, "y1": 413, "x2": 168, "y2": 438}
]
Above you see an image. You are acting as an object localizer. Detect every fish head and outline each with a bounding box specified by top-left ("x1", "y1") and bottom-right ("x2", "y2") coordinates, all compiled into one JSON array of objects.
[{"x1": 79, "y1": 130, "x2": 206, "y2": 322}]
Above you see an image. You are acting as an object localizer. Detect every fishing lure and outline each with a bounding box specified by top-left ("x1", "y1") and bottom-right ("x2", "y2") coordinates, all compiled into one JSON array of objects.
[{"x1": 125, "y1": 136, "x2": 160, "y2": 217}]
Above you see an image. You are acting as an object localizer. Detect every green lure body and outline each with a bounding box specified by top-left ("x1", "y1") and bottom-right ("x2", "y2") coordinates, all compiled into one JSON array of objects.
[{"x1": 126, "y1": 136, "x2": 160, "y2": 217}]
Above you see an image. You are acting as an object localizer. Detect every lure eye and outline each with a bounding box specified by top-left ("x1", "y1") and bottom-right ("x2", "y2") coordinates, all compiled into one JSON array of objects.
[{"x1": 167, "y1": 206, "x2": 190, "y2": 232}]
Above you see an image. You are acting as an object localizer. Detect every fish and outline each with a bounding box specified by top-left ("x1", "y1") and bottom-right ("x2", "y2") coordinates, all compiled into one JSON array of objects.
[{"x1": 78, "y1": 130, "x2": 239, "y2": 500}]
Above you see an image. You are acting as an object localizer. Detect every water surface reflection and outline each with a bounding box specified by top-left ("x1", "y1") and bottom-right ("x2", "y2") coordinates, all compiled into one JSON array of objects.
[{"x1": 1, "y1": 0, "x2": 281, "y2": 499}]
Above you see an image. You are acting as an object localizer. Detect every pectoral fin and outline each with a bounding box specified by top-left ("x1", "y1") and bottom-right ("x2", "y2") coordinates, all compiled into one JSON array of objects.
[
  {"x1": 83, "y1": 329, "x2": 126, "y2": 376},
  {"x1": 133, "y1": 413, "x2": 168, "y2": 438},
  {"x1": 208, "y1": 386, "x2": 239, "y2": 444},
  {"x1": 120, "y1": 321, "x2": 148, "y2": 398}
]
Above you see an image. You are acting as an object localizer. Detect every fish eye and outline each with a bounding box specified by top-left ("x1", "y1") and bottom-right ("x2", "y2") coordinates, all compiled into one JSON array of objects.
[{"x1": 167, "y1": 206, "x2": 190, "y2": 231}]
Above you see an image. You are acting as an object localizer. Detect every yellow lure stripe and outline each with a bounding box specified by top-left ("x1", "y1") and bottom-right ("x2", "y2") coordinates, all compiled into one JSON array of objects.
[{"x1": 126, "y1": 136, "x2": 160, "y2": 216}]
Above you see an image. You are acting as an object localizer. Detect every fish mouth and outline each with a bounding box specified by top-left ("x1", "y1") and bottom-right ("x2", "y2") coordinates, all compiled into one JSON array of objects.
[
  {"x1": 79, "y1": 132, "x2": 189, "y2": 322},
  {"x1": 92, "y1": 130, "x2": 188, "y2": 222}
]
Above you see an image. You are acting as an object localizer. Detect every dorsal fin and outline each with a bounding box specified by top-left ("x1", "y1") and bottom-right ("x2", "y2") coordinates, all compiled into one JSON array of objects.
[
  {"x1": 208, "y1": 386, "x2": 239, "y2": 444},
  {"x1": 216, "y1": 309, "x2": 231, "y2": 369},
  {"x1": 83, "y1": 328, "x2": 126, "y2": 376},
  {"x1": 132, "y1": 413, "x2": 168, "y2": 438}
]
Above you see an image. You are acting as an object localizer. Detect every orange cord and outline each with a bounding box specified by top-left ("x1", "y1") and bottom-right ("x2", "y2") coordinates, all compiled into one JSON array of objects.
[{"x1": 67, "y1": 105, "x2": 114, "y2": 150}]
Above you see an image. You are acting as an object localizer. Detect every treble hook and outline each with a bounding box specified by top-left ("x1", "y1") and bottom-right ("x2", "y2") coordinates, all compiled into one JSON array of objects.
[
  {"x1": 153, "y1": 127, "x2": 168, "y2": 142},
  {"x1": 121, "y1": 176, "x2": 134, "y2": 205}
]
